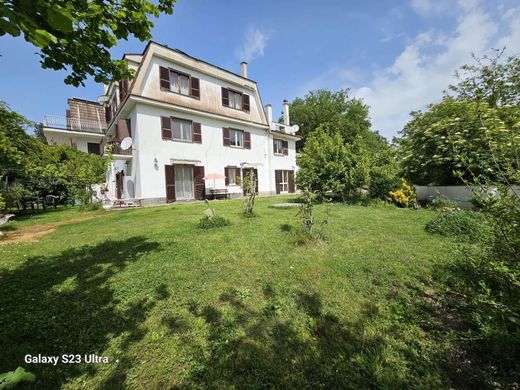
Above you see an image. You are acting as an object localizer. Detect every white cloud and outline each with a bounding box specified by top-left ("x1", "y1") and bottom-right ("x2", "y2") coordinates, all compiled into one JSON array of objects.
[
  {"x1": 234, "y1": 27, "x2": 272, "y2": 63},
  {"x1": 349, "y1": 0, "x2": 519, "y2": 140}
]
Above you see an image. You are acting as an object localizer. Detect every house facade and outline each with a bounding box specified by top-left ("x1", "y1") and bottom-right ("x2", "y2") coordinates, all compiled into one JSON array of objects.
[{"x1": 43, "y1": 41, "x2": 299, "y2": 204}]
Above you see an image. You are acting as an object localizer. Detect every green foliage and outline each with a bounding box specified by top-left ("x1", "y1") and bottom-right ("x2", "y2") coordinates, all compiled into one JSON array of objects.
[
  {"x1": 0, "y1": 0, "x2": 175, "y2": 86},
  {"x1": 296, "y1": 128, "x2": 370, "y2": 201},
  {"x1": 0, "y1": 193, "x2": 5, "y2": 212},
  {"x1": 0, "y1": 103, "x2": 108, "y2": 206},
  {"x1": 368, "y1": 147, "x2": 400, "y2": 200},
  {"x1": 398, "y1": 97, "x2": 520, "y2": 185},
  {"x1": 0, "y1": 367, "x2": 35, "y2": 389},
  {"x1": 428, "y1": 194, "x2": 458, "y2": 210},
  {"x1": 241, "y1": 171, "x2": 257, "y2": 217},
  {"x1": 448, "y1": 48, "x2": 520, "y2": 107},
  {"x1": 425, "y1": 210, "x2": 489, "y2": 241},
  {"x1": 198, "y1": 215, "x2": 231, "y2": 230},
  {"x1": 287, "y1": 89, "x2": 385, "y2": 151}
]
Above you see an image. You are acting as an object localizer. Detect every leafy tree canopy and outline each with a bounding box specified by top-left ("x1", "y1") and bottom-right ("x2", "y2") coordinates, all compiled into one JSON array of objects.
[
  {"x1": 287, "y1": 89, "x2": 385, "y2": 151},
  {"x1": 398, "y1": 97, "x2": 520, "y2": 185},
  {"x1": 448, "y1": 48, "x2": 520, "y2": 107},
  {"x1": 296, "y1": 127, "x2": 371, "y2": 201},
  {"x1": 0, "y1": 0, "x2": 175, "y2": 86}
]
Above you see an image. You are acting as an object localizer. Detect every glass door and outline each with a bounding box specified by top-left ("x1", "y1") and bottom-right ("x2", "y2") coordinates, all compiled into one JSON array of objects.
[{"x1": 175, "y1": 165, "x2": 194, "y2": 200}]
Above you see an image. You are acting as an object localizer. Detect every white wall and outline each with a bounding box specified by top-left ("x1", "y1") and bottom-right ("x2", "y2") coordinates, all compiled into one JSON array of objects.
[
  {"x1": 131, "y1": 103, "x2": 296, "y2": 201},
  {"x1": 415, "y1": 185, "x2": 520, "y2": 208}
]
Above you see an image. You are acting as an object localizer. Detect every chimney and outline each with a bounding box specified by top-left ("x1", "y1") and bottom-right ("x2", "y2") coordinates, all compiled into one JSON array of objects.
[
  {"x1": 265, "y1": 104, "x2": 273, "y2": 125},
  {"x1": 240, "y1": 61, "x2": 248, "y2": 78},
  {"x1": 283, "y1": 99, "x2": 290, "y2": 126}
]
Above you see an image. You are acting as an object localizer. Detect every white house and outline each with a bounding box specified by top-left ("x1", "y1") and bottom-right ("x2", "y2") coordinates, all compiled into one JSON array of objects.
[{"x1": 43, "y1": 41, "x2": 299, "y2": 204}]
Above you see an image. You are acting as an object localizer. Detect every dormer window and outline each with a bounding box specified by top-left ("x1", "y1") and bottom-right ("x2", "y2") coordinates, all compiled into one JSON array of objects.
[
  {"x1": 159, "y1": 66, "x2": 200, "y2": 99},
  {"x1": 170, "y1": 70, "x2": 190, "y2": 95},
  {"x1": 221, "y1": 87, "x2": 250, "y2": 112}
]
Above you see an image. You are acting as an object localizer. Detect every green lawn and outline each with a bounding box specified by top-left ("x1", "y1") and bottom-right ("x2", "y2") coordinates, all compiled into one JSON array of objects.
[{"x1": 0, "y1": 197, "x2": 458, "y2": 389}]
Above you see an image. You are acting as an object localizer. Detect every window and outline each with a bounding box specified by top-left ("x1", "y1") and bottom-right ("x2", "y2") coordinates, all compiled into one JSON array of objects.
[
  {"x1": 170, "y1": 70, "x2": 190, "y2": 96},
  {"x1": 228, "y1": 90, "x2": 242, "y2": 110},
  {"x1": 280, "y1": 170, "x2": 289, "y2": 193},
  {"x1": 273, "y1": 139, "x2": 283, "y2": 154},
  {"x1": 87, "y1": 142, "x2": 101, "y2": 155},
  {"x1": 229, "y1": 129, "x2": 244, "y2": 147},
  {"x1": 172, "y1": 118, "x2": 192, "y2": 141},
  {"x1": 227, "y1": 167, "x2": 238, "y2": 185}
]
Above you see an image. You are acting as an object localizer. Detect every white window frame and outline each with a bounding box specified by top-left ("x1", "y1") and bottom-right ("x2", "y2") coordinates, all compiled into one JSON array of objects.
[
  {"x1": 228, "y1": 167, "x2": 237, "y2": 185},
  {"x1": 280, "y1": 170, "x2": 289, "y2": 193},
  {"x1": 170, "y1": 70, "x2": 190, "y2": 96},
  {"x1": 172, "y1": 118, "x2": 192, "y2": 141},
  {"x1": 229, "y1": 128, "x2": 244, "y2": 147},
  {"x1": 273, "y1": 139, "x2": 283, "y2": 155},
  {"x1": 228, "y1": 90, "x2": 243, "y2": 110}
]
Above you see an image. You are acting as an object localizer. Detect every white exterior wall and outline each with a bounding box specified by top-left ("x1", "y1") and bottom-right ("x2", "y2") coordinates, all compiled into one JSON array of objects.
[
  {"x1": 131, "y1": 103, "x2": 296, "y2": 201},
  {"x1": 44, "y1": 131, "x2": 102, "y2": 153}
]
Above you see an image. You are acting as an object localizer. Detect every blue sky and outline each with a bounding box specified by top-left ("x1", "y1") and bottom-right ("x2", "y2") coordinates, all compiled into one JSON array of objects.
[{"x1": 0, "y1": 0, "x2": 519, "y2": 140}]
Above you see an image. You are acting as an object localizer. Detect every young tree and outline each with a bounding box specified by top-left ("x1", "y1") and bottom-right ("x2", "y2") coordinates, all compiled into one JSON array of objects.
[
  {"x1": 296, "y1": 127, "x2": 370, "y2": 201},
  {"x1": 0, "y1": 0, "x2": 175, "y2": 86}
]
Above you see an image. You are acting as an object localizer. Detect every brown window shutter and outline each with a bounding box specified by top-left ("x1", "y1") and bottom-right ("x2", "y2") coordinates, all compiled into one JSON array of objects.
[
  {"x1": 105, "y1": 106, "x2": 112, "y2": 123},
  {"x1": 159, "y1": 66, "x2": 170, "y2": 90},
  {"x1": 116, "y1": 118, "x2": 130, "y2": 139},
  {"x1": 223, "y1": 127, "x2": 230, "y2": 146},
  {"x1": 126, "y1": 118, "x2": 132, "y2": 138},
  {"x1": 194, "y1": 166, "x2": 205, "y2": 200},
  {"x1": 190, "y1": 77, "x2": 200, "y2": 99},
  {"x1": 165, "y1": 165, "x2": 176, "y2": 202},
  {"x1": 221, "y1": 87, "x2": 229, "y2": 106},
  {"x1": 254, "y1": 169, "x2": 259, "y2": 193},
  {"x1": 288, "y1": 170, "x2": 295, "y2": 193},
  {"x1": 161, "y1": 116, "x2": 172, "y2": 139},
  {"x1": 275, "y1": 170, "x2": 282, "y2": 194},
  {"x1": 244, "y1": 131, "x2": 251, "y2": 149},
  {"x1": 192, "y1": 122, "x2": 202, "y2": 143},
  {"x1": 243, "y1": 94, "x2": 250, "y2": 112},
  {"x1": 224, "y1": 167, "x2": 229, "y2": 186},
  {"x1": 282, "y1": 140, "x2": 289, "y2": 155},
  {"x1": 119, "y1": 80, "x2": 129, "y2": 101}
]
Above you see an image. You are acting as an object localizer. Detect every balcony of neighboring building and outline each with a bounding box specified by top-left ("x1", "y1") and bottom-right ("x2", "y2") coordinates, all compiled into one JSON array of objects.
[{"x1": 43, "y1": 115, "x2": 106, "y2": 135}]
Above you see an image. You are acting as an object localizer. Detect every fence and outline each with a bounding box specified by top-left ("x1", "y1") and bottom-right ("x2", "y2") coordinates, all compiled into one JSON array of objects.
[{"x1": 415, "y1": 185, "x2": 520, "y2": 208}]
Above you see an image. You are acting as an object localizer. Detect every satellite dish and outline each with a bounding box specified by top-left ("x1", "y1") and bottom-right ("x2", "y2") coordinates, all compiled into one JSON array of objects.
[
  {"x1": 292, "y1": 125, "x2": 300, "y2": 133},
  {"x1": 120, "y1": 137, "x2": 133, "y2": 151}
]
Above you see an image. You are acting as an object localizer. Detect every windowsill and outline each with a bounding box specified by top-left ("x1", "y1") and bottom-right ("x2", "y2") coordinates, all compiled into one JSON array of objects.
[
  {"x1": 222, "y1": 104, "x2": 249, "y2": 113},
  {"x1": 163, "y1": 138, "x2": 195, "y2": 144},
  {"x1": 229, "y1": 145, "x2": 244, "y2": 149},
  {"x1": 160, "y1": 87, "x2": 200, "y2": 100},
  {"x1": 274, "y1": 152, "x2": 284, "y2": 156}
]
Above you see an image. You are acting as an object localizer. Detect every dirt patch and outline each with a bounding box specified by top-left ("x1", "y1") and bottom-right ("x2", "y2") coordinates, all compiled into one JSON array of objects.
[{"x1": 0, "y1": 216, "x2": 95, "y2": 245}]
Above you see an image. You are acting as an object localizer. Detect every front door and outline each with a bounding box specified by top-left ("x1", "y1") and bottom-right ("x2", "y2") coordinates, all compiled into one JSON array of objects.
[{"x1": 175, "y1": 165, "x2": 194, "y2": 200}]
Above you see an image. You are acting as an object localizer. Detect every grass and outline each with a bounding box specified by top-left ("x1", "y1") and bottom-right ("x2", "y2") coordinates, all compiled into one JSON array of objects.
[{"x1": 0, "y1": 196, "x2": 461, "y2": 388}]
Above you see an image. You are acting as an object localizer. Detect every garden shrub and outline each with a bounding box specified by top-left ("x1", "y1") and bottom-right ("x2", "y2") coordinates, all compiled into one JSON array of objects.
[
  {"x1": 428, "y1": 194, "x2": 458, "y2": 210},
  {"x1": 78, "y1": 202, "x2": 101, "y2": 211},
  {"x1": 198, "y1": 215, "x2": 231, "y2": 230},
  {"x1": 388, "y1": 179, "x2": 417, "y2": 208},
  {"x1": 425, "y1": 210, "x2": 489, "y2": 241},
  {"x1": 198, "y1": 200, "x2": 231, "y2": 229},
  {"x1": 295, "y1": 190, "x2": 329, "y2": 243}
]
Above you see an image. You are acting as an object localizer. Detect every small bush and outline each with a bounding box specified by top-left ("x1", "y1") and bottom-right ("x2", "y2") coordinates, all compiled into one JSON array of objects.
[
  {"x1": 198, "y1": 215, "x2": 231, "y2": 230},
  {"x1": 425, "y1": 210, "x2": 489, "y2": 241},
  {"x1": 428, "y1": 194, "x2": 458, "y2": 210},
  {"x1": 388, "y1": 179, "x2": 417, "y2": 208}
]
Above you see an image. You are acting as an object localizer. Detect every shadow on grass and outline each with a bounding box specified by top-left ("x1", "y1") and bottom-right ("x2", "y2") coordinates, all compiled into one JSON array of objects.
[
  {"x1": 180, "y1": 285, "x2": 439, "y2": 388},
  {"x1": 0, "y1": 236, "x2": 162, "y2": 389}
]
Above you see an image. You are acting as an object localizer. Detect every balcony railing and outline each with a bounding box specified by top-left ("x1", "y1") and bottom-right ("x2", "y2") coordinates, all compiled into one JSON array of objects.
[{"x1": 44, "y1": 115, "x2": 106, "y2": 134}]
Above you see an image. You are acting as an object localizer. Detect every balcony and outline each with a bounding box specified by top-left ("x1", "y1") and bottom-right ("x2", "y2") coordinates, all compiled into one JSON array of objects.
[
  {"x1": 43, "y1": 115, "x2": 106, "y2": 134},
  {"x1": 106, "y1": 141, "x2": 132, "y2": 156}
]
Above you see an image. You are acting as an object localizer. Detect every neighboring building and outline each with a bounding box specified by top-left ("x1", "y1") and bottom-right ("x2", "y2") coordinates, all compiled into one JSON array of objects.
[{"x1": 42, "y1": 41, "x2": 299, "y2": 204}]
